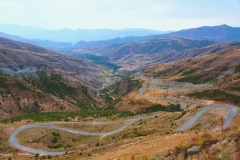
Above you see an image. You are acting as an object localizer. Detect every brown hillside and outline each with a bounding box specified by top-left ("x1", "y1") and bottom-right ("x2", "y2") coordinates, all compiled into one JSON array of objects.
[
  {"x1": 144, "y1": 49, "x2": 240, "y2": 84},
  {"x1": 0, "y1": 37, "x2": 55, "y2": 54},
  {"x1": 115, "y1": 41, "x2": 240, "y2": 73},
  {"x1": 0, "y1": 38, "x2": 102, "y2": 87}
]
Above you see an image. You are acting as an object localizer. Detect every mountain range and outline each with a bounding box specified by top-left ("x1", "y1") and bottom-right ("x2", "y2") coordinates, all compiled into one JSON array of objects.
[
  {"x1": 72, "y1": 24, "x2": 240, "y2": 50},
  {"x1": 72, "y1": 38, "x2": 215, "y2": 59},
  {"x1": 0, "y1": 24, "x2": 168, "y2": 43},
  {"x1": 113, "y1": 41, "x2": 240, "y2": 73},
  {"x1": 1, "y1": 24, "x2": 240, "y2": 52}
]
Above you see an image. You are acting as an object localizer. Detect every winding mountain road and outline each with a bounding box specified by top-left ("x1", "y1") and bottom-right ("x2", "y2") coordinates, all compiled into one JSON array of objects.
[
  {"x1": 140, "y1": 78, "x2": 238, "y2": 131},
  {"x1": 8, "y1": 77, "x2": 238, "y2": 156},
  {"x1": 177, "y1": 104, "x2": 237, "y2": 131},
  {"x1": 9, "y1": 115, "x2": 155, "y2": 155}
]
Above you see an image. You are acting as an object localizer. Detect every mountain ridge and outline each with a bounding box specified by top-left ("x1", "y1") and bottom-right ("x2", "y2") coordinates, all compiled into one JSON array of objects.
[
  {"x1": 0, "y1": 32, "x2": 73, "y2": 50},
  {"x1": 72, "y1": 24, "x2": 240, "y2": 49},
  {"x1": 0, "y1": 24, "x2": 168, "y2": 43},
  {"x1": 111, "y1": 41, "x2": 240, "y2": 73},
  {"x1": 72, "y1": 38, "x2": 216, "y2": 60}
]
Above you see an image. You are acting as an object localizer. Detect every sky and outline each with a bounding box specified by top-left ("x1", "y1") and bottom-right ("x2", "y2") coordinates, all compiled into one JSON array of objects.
[{"x1": 0, "y1": 0, "x2": 240, "y2": 31}]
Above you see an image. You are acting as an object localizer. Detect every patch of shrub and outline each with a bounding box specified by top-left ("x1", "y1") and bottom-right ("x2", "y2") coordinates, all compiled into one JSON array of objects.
[
  {"x1": 48, "y1": 144, "x2": 62, "y2": 149},
  {"x1": 235, "y1": 64, "x2": 240, "y2": 73},
  {"x1": 145, "y1": 104, "x2": 182, "y2": 113}
]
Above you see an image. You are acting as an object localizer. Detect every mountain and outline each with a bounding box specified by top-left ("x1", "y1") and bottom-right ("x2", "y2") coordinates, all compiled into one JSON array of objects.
[
  {"x1": 0, "y1": 37, "x2": 101, "y2": 87},
  {"x1": 0, "y1": 24, "x2": 168, "y2": 43},
  {"x1": 160, "y1": 24, "x2": 240, "y2": 42},
  {"x1": 2, "y1": 24, "x2": 238, "y2": 51},
  {"x1": 72, "y1": 25, "x2": 240, "y2": 50},
  {"x1": 113, "y1": 41, "x2": 240, "y2": 73},
  {"x1": 0, "y1": 32, "x2": 72, "y2": 50},
  {"x1": 72, "y1": 38, "x2": 215, "y2": 59},
  {"x1": 72, "y1": 36, "x2": 149, "y2": 49},
  {"x1": 144, "y1": 49, "x2": 240, "y2": 84},
  {"x1": 0, "y1": 37, "x2": 103, "y2": 119},
  {"x1": 0, "y1": 37, "x2": 55, "y2": 54}
]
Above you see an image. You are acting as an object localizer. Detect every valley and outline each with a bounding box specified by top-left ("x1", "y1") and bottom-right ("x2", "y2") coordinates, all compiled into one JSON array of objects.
[{"x1": 0, "y1": 24, "x2": 240, "y2": 160}]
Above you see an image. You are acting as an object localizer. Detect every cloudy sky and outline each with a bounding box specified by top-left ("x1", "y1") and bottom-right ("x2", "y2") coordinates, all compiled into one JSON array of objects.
[{"x1": 0, "y1": 0, "x2": 240, "y2": 30}]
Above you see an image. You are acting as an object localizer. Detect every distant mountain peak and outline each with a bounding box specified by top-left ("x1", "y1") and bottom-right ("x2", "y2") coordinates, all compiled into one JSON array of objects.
[{"x1": 219, "y1": 24, "x2": 230, "y2": 27}]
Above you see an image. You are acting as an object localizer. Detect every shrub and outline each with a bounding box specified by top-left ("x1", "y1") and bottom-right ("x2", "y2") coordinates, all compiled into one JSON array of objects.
[
  {"x1": 145, "y1": 104, "x2": 182, "y2": 113},
  {"x1": 235, "y1": 64, "x2": 240, "y2": 73},
  {"x1": 52, "y1": 137, "x2": 58, "y2": 143},
  {"x1": 96, "y1": 142, "x2": 99, "y2": 147}
]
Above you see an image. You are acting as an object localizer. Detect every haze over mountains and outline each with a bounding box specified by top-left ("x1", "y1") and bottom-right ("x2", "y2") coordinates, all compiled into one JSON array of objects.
[
  {"x1": 0, "y1": 24, "x2": 168, "y2": 43},
  {"x1": 72, "y1": 24, "x2": 240, "y2": 50},
  {"x1": 0, "y1": 32, "x2": 72, "y2": 50},
  {"x1": 0, "y1": 24, "x2": 240, "y2": 52}
]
